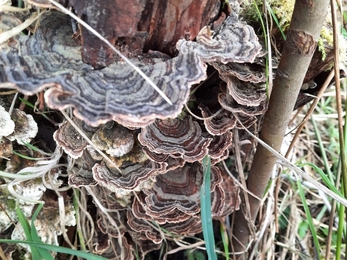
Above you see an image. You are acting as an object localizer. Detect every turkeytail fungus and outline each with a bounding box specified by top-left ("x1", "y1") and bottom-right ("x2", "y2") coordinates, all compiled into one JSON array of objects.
[
  {"x1": 138, "y1": 116, "x2": 212, "y2": 163},
  {"x1": 0, "y1": 0, "x2": 268, "y2": 258}
]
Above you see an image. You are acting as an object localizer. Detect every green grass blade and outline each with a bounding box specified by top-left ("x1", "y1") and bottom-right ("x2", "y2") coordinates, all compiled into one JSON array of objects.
[
  {"x1": 311, "y1": 118, "x2": 335, "y2": 182},
  {"x1": 200, "y1": 156, "x2": 217, "y2": 260},
  {"x1": 15, "y1": 205, "x2": 42, "y2": 259},
  {"x1": 73, "y1": 188, "x2": 87, "y2": 252},
  {"x1": 18, "y1": 97, "x2": 51, "y2": 121},
  {"x1": 22, "y1": 142, "x2": 53, "y2": 156},
  {"x1": 0, "y1": 239, "x2": 108, "y2": 260},
  {"x1": 300, "y1": 162, "x2": 343, "y2": 198},
  {"x1": 12, "y1": 150, "x2": 46, "y2": 161},
  {"x1": 252, "y1": 0, "x2": 270, "y2": 95},
  {"x1": 335, "y1": 203, "x2": 344, "y2": 260},
  {"x1": 265, "y1": 0, "x2": 286, "y2": 40},
  {"x1": 220, "y1": 222, "x2": 229, "y2": 260},
  {"x1": 296, "y1": 180, "x2": 320, "y2": 257},
  {"x1": 29, "y1": 204, "x2": 54, "y2": 260}
]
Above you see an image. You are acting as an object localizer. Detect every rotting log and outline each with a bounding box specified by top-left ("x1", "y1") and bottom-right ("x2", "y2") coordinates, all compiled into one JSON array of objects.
[{"x1": 68, "y1": 0, "x2": 221, "y2": 68}]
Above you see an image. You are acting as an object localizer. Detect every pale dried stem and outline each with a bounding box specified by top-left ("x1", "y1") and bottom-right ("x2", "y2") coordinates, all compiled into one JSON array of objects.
[
  {"x1": 232, "y1": 128, "x2": 256, "y2": 237},
  {"x1": 184, "y1": 104, "x2": 223, "y2": 121},
  {"x1": 0, "y1": 10, "x2": 44, "y2": 45},
  {"x1": 248, "y1": 170, "x2": 276, "y2": 259},
  {"x1": 285, "y1": 69, "x2": 335, "y2": 158},
  {"x1": 85, "y1": 186, "x2": 125, "y2": 260},
  {"x1": 73, "y1": 188, "x2": 95, "y2": 247},
  {"x1": 327, "y1": 0, "x2": 347, "y2": 256}
]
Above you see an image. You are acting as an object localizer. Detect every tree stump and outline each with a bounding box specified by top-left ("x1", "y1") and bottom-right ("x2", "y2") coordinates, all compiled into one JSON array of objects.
[{"x1": 69, "y1": 0, "x2": 221, "y2": 68}]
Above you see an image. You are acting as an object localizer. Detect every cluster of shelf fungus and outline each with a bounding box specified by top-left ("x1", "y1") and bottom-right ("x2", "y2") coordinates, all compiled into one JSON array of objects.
[{"x1": 0, "y1": 3, "x2": 269, "y2": 259}]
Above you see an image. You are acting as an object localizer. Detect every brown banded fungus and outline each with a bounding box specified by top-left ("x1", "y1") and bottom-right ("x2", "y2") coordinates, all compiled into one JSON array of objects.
[
  {"x1": 53, "y1": 118, "x2": 95, "y2": 159},
  {"x1": 143, "y1": 147, "x2": 186, "y2": 172},
  {"x1": 199, "y1": 104, "x2": 236, "y2": 136},
  {"x1": 218, "y1": 90, "x2": 267, "y2": 117},
  {"x1": 0, "y1": 11, "x2": 207, "y2": 128},
  {"x1": 68, "y1": 150, "x2": 99, "y2": 187},
  {"x1": 0, "y1": 2, "x2": 264, "y2": 258},
  {"x1": 92, "y1": 142, "x2": 166, "y2": 194},
  {"x1": 133, "y1": 163, "x2": 205, "y2": 223},
  {"x1": 211, "y1": 62, "x2": 266, "y2": 84},
  {"x1": 0, "y1": 4, "x2": 264, "y2": 128},
  {"x1": 128, "y1": 163, "x2": 240, "y2": 238},
  {"x1": 139, "y1": 116, "x2": 212, "y2": 163},
  {"x1": 7, "y1": 109, "x2": 38, "y2": 145},
  {"x1": 126, "y1": 209, "x2": 164, "y2": 244},
  {"x1": 162, "y1": 216, "x2": 203, "y2": 236},
  {"x1": 219, "y1": 76, "x2": 267, "y2": 107},
  {"x1": 208, "y1": 131, "x2": 233, "y2": 165},
  {"x1": 92, "y1": 159, "x2": 165, "y2": 193},
  {"x1": 94, "y1": 220, "x2": 140, "y2": 260},
  {"x1": 177, "y1": 13, "x2": 262, "y2": 64}
]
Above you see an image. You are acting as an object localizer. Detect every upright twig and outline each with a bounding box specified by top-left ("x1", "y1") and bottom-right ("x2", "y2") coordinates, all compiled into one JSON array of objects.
[
  {"x1": 329, "y1": 0, "x2": 347, "y2": 258},
  {"x1": 232, "y1": 0, "x2": 330, "y2": 257}
]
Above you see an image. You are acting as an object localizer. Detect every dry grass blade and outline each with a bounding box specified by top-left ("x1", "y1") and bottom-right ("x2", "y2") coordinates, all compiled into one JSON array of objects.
[
  {"x1": 284, "y1": 69, "x2": 335, "y2": 157},
  {"x1": 232, "y1": 128, "x2": 255, "y2": 236},
  {"x1": 239, "y1": 118, "x2": 347, "y2": 207},
  {"x1": 0, "y1": 11, "x2": 43, "y2": 45},
  {"x1": 84, "y1": 186, "x2": 125, "y2": 260},
  {"x1": 0, "y1": 5, "x2": 31, "y2": 12}
]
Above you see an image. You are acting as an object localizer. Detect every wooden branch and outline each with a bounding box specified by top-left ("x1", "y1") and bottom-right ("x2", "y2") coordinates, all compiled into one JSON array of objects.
[{"x1": 232, "y1": 0, "x2": 330, "y2": 258}]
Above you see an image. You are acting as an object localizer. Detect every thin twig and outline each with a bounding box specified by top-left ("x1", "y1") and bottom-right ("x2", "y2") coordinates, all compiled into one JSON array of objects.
[
  {"x1": 330, "y1": 0, "x2": 347, "y2": 257},
  {"x1": 285, "y1": 70, "x2": 335, "y2": 158}
]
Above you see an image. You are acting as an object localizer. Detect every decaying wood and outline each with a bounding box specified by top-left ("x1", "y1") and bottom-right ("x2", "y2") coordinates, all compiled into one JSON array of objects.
[{"x1": 69, "y1": 0, "x2": 221, "y2": 68}]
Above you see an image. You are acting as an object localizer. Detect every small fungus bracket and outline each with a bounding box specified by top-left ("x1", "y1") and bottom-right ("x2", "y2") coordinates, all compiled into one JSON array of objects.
[{"x1": 0, "y1": 7, "x2": 262, "y2": 128}]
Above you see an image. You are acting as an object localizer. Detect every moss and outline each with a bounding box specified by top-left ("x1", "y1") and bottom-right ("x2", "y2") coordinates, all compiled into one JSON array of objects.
[
  {"x1": 242, "y1": 0, "x2": 347, "y2": 65},
  {"x1": 0, "y1": 187, "x2": 16, "y2": 211},
  {"x1": 267, "y1": 0, "x2": 295, "y2": 31},
  {"x1": 317, "y1": 38, "x2": 327, "y2": 61}
]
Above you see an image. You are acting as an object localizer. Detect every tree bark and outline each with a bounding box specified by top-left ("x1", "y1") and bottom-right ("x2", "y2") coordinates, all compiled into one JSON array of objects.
[
  {"x1": 68, "y1": 0, "x2": 221, "y2": 68},
  {"x1": 232, "y1": 0, "x2": 330, "y2": 258}
]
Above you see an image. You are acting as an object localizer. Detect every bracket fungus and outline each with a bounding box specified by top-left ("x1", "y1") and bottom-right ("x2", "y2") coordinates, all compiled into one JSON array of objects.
[
  {"x1": 7, "y1": 109, "x2": 38, "y2": 145},
  {"x1": 92, "y1": 142, "x2": 165, "y2": 197},
  {"x1": 92, "y1": 159, "x2": 165, "y2": 193},
  {"x1": 211, "y1": 62, "x2": 266, "y2": 84},
  {"x1": 143, "y1": 147, "x2": 186, "y2": 172},
  {"x1": 218, "y1": 90, "x2": 267, "y2": 117},
  {"x1": 177, "y1": 13, "x2": 262, "y2": 64},
  {"x1": 0, "y1": 4, "x2": 263, "y2": 128},
  {"x1": 208, "y1": 131, "x2": 233, "y2": 164},
  {"x1": 199, "y1": 104, "x2": 237, "y2": 136},
  {"x1": 0, "y1": 11, "x2": 207, "y2": 128},
  {"x1": 129, "y1": 163, "x2": 240, "y2": 238},
  {"x1": 68, "y1": 150, "x2": 99, "y2": 188},
  {"x1": 0, "y1": 2, "x2": 265, "y2": 257},
  {"x1": 53, "y1": 118, "x2": 95, "y2": 159},
  {"x1": 219, "y1": 76, "x2": 267, "y2": 107},
  {"x1": 139, "y1": 116, "x2": 212, "y2": 163}
]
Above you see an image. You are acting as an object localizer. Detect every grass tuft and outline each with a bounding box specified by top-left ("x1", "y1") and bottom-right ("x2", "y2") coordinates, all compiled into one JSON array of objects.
[{"x1": 200, "y1": 155, "x2": 217, "y2": 260}]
